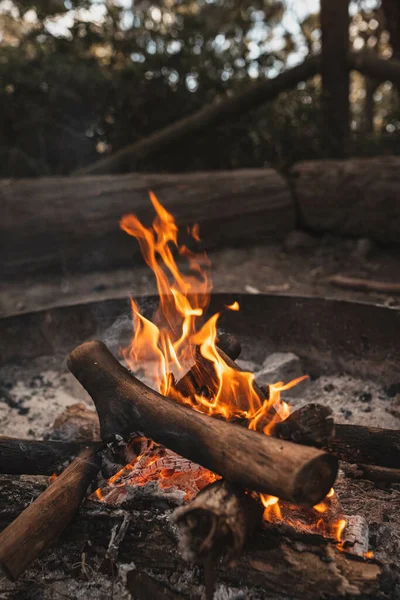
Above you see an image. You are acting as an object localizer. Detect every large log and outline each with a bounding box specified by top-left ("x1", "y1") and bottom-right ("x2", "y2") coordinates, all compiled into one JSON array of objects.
[
  {"x1": 0, "y1": 477, "x2": 384, "y2": 600},
  {"x1": 291, "y1": 156, "x2": 400, "y2": 243},
  {"x1": 1, "y1": 169, "x2": 294, "y2": 281},
  {"x1": 67, "y1": 341, "x2": 338, "y2": 506}
]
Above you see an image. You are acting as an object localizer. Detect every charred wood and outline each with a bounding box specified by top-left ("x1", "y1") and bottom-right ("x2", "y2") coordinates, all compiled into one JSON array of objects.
[
  {"x1": 342, "y1": 463, "x2": 400, "y2": 484},
  {"x1": 0, "y1": 445, "x2": 102, "y2": 581},
  {"x1": 341, "y1": 515, "x2": 369, "y2": 557},
  {"x1": 272, "y1": 404, "x2": 335, "y2": 446},
  {"x1": 0, "y1": 437, "x2": 100, "y2": 476},
  {"x1": 171, "y1": 480, "x2": 262, "y2": 565},
  {"x1": 325, "y1": 424, "x2": 400, "y2": 469},
  {"x1": 67, "y1": 341, "x2": 338, "y2": 506},
  {"x1": 0, "y1": 477, "x2": 384, "y2": 600}
]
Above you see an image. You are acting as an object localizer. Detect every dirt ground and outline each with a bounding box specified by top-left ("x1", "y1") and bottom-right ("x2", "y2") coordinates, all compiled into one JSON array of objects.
[{"x1": 2, "y1": 232, "x2": 400, "y2": 319}]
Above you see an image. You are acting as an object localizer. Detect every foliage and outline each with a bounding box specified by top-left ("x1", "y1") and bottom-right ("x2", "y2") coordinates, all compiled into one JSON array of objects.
[{"x1": 0, "y1": 0, "x2": 398, "y2": 177}]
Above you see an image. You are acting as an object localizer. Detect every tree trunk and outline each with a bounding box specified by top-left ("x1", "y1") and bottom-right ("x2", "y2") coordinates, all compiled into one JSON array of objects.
[
  {"x1": 290, "y1": 156, "x2": 400, "y2": 243},
  {"x1": 1, "y1": 169, "x2": 294, "y2": 282},
  {"x1": 320, "y1": 0, "x2": 350, "y2": 158}
]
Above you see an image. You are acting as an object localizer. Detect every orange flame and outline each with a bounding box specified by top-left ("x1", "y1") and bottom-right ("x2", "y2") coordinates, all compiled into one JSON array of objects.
[{"x1": 118, "y1": 192, "x2": 345, "y2": 542}]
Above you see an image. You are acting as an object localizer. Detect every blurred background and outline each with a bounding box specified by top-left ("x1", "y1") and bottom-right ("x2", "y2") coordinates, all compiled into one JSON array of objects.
[
  {"x1": 2, "y1": 0, "x2": 400, "y2": 317},
  {"x1": 0, "y1": 0, "x2": 399, "y2": 178}
]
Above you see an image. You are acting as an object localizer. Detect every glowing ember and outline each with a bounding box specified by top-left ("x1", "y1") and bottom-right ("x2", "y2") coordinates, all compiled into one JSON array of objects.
[{"x1": 92, "y1": 191, "x2": 344, "y2": 541}]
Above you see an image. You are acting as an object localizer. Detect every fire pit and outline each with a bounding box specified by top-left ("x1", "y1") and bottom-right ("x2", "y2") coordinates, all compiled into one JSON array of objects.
[{"x1": 0, "y1": 195, "x2": 399, "y2": 600}]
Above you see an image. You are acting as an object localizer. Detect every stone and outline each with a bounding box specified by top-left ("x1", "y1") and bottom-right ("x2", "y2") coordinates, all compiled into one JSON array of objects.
[
  {"x1": 255, "y1": 352, "x2": 307, "y2": 397},
  {"x1": 236, "y1": 359, "x2": 259, "y2": 373},
  {"x1": 283, "y1": 230, "x2": 317, "y2": 253},
  {"x1": 46, "y1": 402, "x2": 101, "y2": 442}
]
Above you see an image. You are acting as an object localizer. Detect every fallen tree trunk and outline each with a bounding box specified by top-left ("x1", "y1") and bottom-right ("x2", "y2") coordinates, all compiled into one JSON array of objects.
[
  {"x1": 291, "y1": 156, "x2": 400, "y2": 243},
  {"x1": 0, "y1": 477, "x2": 384, "y2": 599},
  {"x1": 74, "y1": 56, "x2": 320, "y2": 176},
  {"x1": 1, "y1": 169, "x2": 294, "y2": 281},
  {"x1": 67, "y1": 341, "x2": 338, "y2": 506}
]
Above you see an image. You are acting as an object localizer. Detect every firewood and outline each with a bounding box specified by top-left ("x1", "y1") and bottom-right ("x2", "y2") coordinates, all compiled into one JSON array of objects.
[
  {"x1": 325, "y1": 424, "x2": 400, "y2": 469},
  {"x1": 174, "y1": 345, "x2": 265, "y2": 408},
  {"x1": 171, "y1": 480, "x2": 262, "y2": 565},
  {"x1": 272, "y1": 404, "x2": 335, "y2": 446},
  {"x1": 273, "y1": 407, "x2": 400, "y2": 469},
  {"x1": 67, "y1": 341, "x2": 338, "y2": 506},
  {"x1": 0, "y1": 445, "x2": 102, "y2": 581},
  {"x1": 341, "y1": 515, "x2": 369, "y2": 557},
  {"x1": 216, "y1": 330, "x2": 241, "y2": 361},
  {"x1": 0, "y1": 437, "x2": 100, "y2": 475},
  {"x1": 0, "y1": 476, "x2": 385, "y2": 599},
  {"x1": 342, "y1": 463, "x2": 400, "y2": 484}
]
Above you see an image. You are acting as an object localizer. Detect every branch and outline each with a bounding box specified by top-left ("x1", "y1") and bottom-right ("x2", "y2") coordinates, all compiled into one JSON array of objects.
[{"x1": 74, "y1": 56, "x2": 321, "y2": 176}]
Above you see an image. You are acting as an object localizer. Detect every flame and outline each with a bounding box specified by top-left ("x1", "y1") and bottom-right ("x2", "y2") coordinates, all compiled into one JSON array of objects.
[
  {"x1": 226, "y1": 301, "x2": 240, "y2": 311},
  {"x1": 49, "y1": 473, "x2": 57, "y2": 483},
  {"x1": 116, "y1": 192, "x2": 346, "y2": 544}
]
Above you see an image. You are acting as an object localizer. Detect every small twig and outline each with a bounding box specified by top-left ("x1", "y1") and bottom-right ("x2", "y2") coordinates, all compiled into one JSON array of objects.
[
  {"x1": 105, "y1": 513, "x2": 132, "y2": 563},
  {"x1": 328, "y1": 274, "x2": 400, "y2": 295}
]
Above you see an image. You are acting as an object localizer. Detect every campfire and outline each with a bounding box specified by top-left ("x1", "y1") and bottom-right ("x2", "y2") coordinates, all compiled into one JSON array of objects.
[{"x1": 0, "y1": 192, "x2": 399, "y2": 598}]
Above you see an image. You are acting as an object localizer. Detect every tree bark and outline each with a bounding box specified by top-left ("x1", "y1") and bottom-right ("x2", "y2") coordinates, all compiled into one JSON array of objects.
[
  {"x1": 1, "y1": 169, "x2": 294, "y2": 281},
  {"x1": 67, "y1": 341, "x2": 338, "y2": 506},
  {"x1": 290, "y1": 156, "x2": 400, "y2": 243},
  {"x1": 0, "y1": 477, "x2": 384, "y2": 600},
  {"x1": 74, "y1": 57, "x2": 320, "y2": 177},
  {"x1": 321, "y1": 0, "x2": 350, "y2": 157}
]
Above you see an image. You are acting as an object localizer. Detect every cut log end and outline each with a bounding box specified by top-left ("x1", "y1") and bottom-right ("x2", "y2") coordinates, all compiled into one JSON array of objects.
[{"x1": 172, "y1": 480, "x2": 262, "y2": 565}]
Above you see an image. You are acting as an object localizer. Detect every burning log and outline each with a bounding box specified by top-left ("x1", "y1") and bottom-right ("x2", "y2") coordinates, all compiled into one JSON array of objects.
[
  {"x1": 215, "y1": 330, "x2": 241, "y2": 361},
  {"x1": 171, "y1": 480, "x2": 262, "y2": 565},
  {"x1": 272, "y1": 404, "x2": 335, "y2": 446},
  {"x1": 0, "y1": 445, "x2": 102, "y2": 581},
  {"x1": 341, "y1": 515, "x2": 369, "y2": 557},
  {"x1": 67, "y1": 341, "x2": 338, "y2": 506},
  {"x1": 0, "y1": 437, "x2": 100, "y2": 475},
  {"x1": 0, "y1": 476, "x2": 385, "y2": 599},
  {"x1": 272, "y1": 405, "x2": 400, "y2": 469}
]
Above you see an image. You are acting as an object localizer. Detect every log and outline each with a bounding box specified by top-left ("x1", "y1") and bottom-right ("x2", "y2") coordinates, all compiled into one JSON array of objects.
[
  {"x1": 216, "y1": 330, "x2": 241, "y2": 362},
  {"x1": 1, "y1": 169, "x2": 294, "y2": 281},
  {"x1": 325, "y1": 424, "x2": 400, "y2": 469},
  {"x1": 0, "y1": 437, "x2": 100, "y2": 475},
  {"x1": 74, "y1": 57, "x2": 320, "y2": 176},
  {"x1": 290, "y1": 156, "x2": 400, "y2": 244},
  {"x1": 343, "y1": 463, "x2": 400, "y2": 484},
  {"x1": 275, "y1": 408, "x2": 400, "y2": 469},
  {"x1": 67, "y1": 341, "x2": 338, "y2": 506},
  {"x1": 0, "y1": 445, "x2": 102, "y2": 581},
  {"x1": 174, "y1": 345, "x2": 265, "y2": 410},
  {"x1": 0, "y1": 477, "x2": 384, "y2": 599},
  {"x1": 171, "y1": 480, "x2": 263, "y2": 565},
  {"x1": 272, "y1": 403, "x2": 335, "y2": 446},
  {"x1": 341, "y1": 515, "x2": 369, "y2": 557}
]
